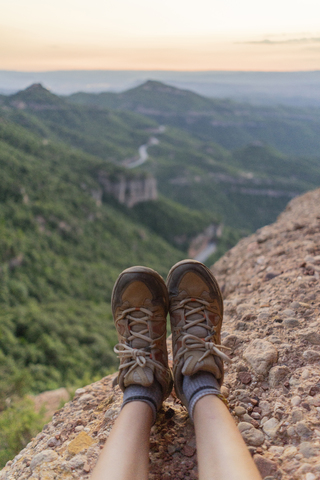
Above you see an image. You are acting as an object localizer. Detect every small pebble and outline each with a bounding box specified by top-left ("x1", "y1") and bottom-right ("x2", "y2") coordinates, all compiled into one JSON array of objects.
[
  {"x1": 182, "y1": 445, "x2": 196, "y2": 457},
  {"x1": 78, "y1": 394, "x2": 94, "y2": 403},
  {"x1": 75, "y1": 388, "x2": 86, "y2": 395},
  {"x1": 260, "y1": 401, "x2": 271, "y2": 416},
  {"x1": 47, "y1": 437, "x2": 59, "y2": 447},
  {"x1": 282, "y1": 309, "x2": 295, "y2": 317},
  {"x1": 290, "y1": 302, "x2": 300, "y2": 309},
  {"x1": 283, "y1": 318, "x2": 300, "y2": 328},
  {"x1": 305, "y1": 474, "x2": 316, "y2": 480},
  {"x1": 251, "y1": 412, "x2": 261, "y2": 420},
  {"x1": 282, "y1": 446, "x2": 297, "y2": 458},
  {"x1": 234, "y1": 406, "x2": 246, "y2": 416},
  {"x1": 286, "y1": 426, "x2": 296, "y2": 436},
  {"x1": 303, "y1": 350, "x2": 320, "y2": 362},
  {"x1": 299, "y1": 442, "x2": 317, "y2": 458},
  {"x1": 243, "y1": 413, "x2": 254, "y2": 423},
  {"x1": 291, "y1": 396, "x2": 302, "y2": 406},
  {"x1": 262, "y1": 418, "x2": 280, "y2": 438},
  {"x1": 269, "y1": 446, "x2": 284, "y2": 455}
]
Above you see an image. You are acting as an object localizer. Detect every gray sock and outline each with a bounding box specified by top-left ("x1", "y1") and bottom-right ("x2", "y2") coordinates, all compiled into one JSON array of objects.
[
  {"x1": 182, "y1": 371, "x2": 221, "y2": 420},
  {"x1": 122, "y1": 380, "x2": 162, "y2": 424}
]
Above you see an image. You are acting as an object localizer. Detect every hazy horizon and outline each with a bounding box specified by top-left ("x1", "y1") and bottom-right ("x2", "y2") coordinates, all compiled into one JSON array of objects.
[{"x1": 1, "y1": 70, "x2": 320, "y2": 107}]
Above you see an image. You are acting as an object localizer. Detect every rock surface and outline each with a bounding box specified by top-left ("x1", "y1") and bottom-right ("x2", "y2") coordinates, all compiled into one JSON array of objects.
[{"x1": 1, "y1": 188, "x2": 320, "y2": 480}]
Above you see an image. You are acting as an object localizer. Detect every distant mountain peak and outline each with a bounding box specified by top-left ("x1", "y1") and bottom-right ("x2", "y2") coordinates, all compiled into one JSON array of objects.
[
  {"x1": 141, "y1": 80, "x2": 163, "y2": 87},
  {"x1": 132, "y1": 79, "x2": 190, "y2": 96},
  {"x1": 141, "y1": 80, "x2": 175, "y2": 89},
  {"x1": 25, "y1": 83, "x2": 48, "y2": 92},
  {"x1": 112, "y1": 79, "x2": 221, "y2": 115},
  {"x1": 9, "y1": 83, "x2": 65, "y2": 109}
]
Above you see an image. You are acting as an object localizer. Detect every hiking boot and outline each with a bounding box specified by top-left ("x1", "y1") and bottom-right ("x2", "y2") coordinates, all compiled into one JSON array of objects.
[
  {"x1": 112, "y1": 266, "x2": 173, "y2": 401},
  {"x1": 166, "y1": 259, "x2": 231, "y2": 407}
]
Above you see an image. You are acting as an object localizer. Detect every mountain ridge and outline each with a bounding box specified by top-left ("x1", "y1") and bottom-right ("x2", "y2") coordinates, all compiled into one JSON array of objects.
[
  {"x1": 2, "y1": 70, "x2": 320, "y2": 106},
  {"x1": 66, "y1": 80, "x2": 320, "y2": 156},
  {"x1": 68, "y1": 79, "x2": 231, "y2": 114}
]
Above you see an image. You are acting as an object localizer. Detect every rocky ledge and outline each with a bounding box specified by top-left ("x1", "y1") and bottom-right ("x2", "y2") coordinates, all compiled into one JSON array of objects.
[{"x1": 1, "y1": 189, "x2": 320, "y2": 480}]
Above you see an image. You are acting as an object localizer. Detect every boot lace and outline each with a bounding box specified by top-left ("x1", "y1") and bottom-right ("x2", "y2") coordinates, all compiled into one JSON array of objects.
[
  {"x1": 171, "y1": 297, "x2": 232, "y2": 363},
  {"x1": 114, "y1": 306, "x2": 167, "y2": 379}
]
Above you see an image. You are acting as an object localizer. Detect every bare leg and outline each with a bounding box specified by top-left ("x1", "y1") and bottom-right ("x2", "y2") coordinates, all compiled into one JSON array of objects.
[
  {"x1": 194, "y1": 395, "x2": 262, "y2": 480},
  {"x1": 91, "y1": 401, "x2": 153, "y2": 480}
]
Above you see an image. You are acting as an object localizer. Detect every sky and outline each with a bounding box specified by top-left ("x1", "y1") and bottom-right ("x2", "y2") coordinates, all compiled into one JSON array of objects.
[{"x1": 1, "y1": 0, "x2": 320, "y2": 71}]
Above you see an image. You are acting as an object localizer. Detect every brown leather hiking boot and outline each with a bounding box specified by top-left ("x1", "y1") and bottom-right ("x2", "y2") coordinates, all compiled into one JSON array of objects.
[
  {"x1": 166, "y1": 259, "x2": 231, "y2": 407},
  {"x1": 112, "y1": 266, "x2": 173, "y2": 401}
]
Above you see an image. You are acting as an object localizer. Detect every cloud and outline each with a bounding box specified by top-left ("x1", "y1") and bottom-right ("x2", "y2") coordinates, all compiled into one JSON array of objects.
[{"x1": 239, "y1": 37, "x2": 320, "y2": 45}]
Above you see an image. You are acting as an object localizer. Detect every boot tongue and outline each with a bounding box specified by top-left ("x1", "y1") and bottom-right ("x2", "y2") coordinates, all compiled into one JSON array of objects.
[
  {"x1": 130, "y1": 311, "x2": 150, "y2": 349},
  {"x1": 185, "y1": 301, "x2": 208, "y2": 338},
  {"x1": 124, "y1": 365, "x2": 154, "y2": 387},
  {"x1": 182, "y1": 351, "x2": 222, "y2": 379}
]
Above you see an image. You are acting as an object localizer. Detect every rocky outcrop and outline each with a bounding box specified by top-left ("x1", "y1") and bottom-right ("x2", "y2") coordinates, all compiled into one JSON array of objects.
[
  {"x1": 98, "y1": 172, "x2": 157, "y2": 208},
  {"x1": 211, "y1": 188, "x2": 320, "y2": 479},
  {"x1": 1, "y1": 188, "x2": 320, "y2": 480}
]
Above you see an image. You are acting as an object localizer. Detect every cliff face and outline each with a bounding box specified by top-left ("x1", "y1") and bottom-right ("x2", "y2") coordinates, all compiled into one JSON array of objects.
[
  {"x1": 98, "y1": 172, "x2": 158, "y2": 208},
  {"x1": 188, "y1": 223, "x2": 221, "y2": 259},
  {"x1": 1, "y1": 189, "x2": 320, "y2": 480}
]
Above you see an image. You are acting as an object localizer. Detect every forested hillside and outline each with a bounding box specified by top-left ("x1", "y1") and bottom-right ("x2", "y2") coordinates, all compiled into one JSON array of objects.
[
  {"x1": 0, "y1": 119, "x2": 185, "y2": 392},
  {"x1": 0, "y1": 87, "x2": 222, "y2": 394},
  {"x1": 68, "y1": 80, "x2": 320, "y2": 156}
]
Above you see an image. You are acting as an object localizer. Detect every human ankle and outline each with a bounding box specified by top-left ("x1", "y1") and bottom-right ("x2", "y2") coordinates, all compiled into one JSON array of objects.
[
  {"x1": 182, "y1": 371, "x2": 221, "y2": 420},
  {"x1": 121, "y1": 380, "x2": 163, "y2": 424}
]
